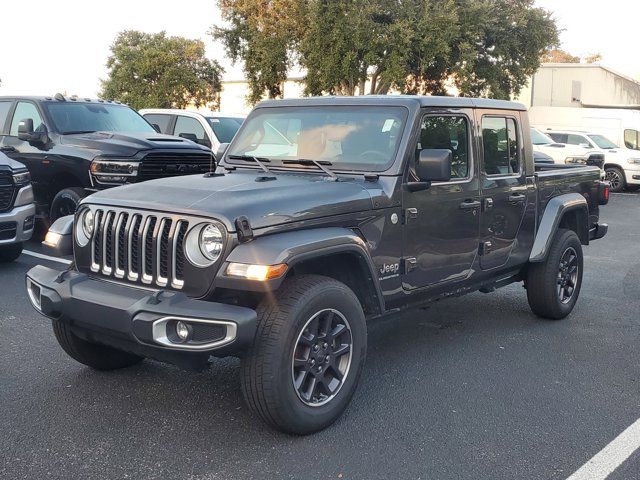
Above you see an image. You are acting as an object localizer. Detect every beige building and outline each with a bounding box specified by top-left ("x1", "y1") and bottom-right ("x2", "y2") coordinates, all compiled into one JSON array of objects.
[
  {"x1": 515, "y1": 63, "x2": 640, "y2": 108},
  {"x1": 218, "y1": 77, "x2": 306, "y2": 114}
]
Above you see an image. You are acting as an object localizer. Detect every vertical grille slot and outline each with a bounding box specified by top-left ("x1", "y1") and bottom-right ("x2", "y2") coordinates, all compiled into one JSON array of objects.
[
  {"x1": 173, "y1": 221, "x2": 189, "y2": 287},
  {"x1": 115, "y1": 213, "x2": 129, "y2": 278},
  {"x1": 102, "y1": 211, "x2": 115, "y2": 274},
  {"x1": 128, "y1": 214, "x2": 142, "y2": 280},
  {"x1": 156, "y1": 219, "x2": 173, "y2": 286},
  {"x1": 141, "y1": 216, "x2": 157, "y2": 284},
  {"x1": 91, "y1": 210, "x2": 104, "y2": 271}
]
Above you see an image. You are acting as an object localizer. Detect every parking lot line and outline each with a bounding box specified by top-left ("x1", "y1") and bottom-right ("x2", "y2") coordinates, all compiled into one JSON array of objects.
[
  {"x1": 22, "y1": 250, "x2": 72, "y2": 265},
  {"x1": 566, "y1": 417, "x2": 640, "y2": 480}
]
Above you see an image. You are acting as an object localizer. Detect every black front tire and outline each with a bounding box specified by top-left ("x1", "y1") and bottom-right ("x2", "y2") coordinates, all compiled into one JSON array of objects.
[
  {"x1": 50, "y1": 187, "x2": 86, "y2": 221},
  {"x1": 0, "y1": 243, "x2": 23, "y2": 263},
  {"x1": 526, "y1": 228, "x2": 584, "y2": 320},
  {"x1": 53, "y1": 320, "x2": 143, "y2": 370},
  {"x1": 604, "y1": 166, "x2": 626, "y2": 193},
  {"x1": 240, "y1": 274, "x2": 367, "y2": 435}
]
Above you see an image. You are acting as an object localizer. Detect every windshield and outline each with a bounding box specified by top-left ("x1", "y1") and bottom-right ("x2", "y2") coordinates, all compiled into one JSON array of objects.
[
  {"x1": 226, "y1": 106, "x2": 408, "y2": 172},
  {"x1": 44, "y1": 103, "x2": 155, "y2": 134},
  {"x1": 530, "y1": 128, "x2": 554, "y2": 145},
  {"x1": 588, "y1": 134, "x2": 618, "y2": 149},
  {"x1": 206, "y1": 117, "x2": 244, "y2": 143}
]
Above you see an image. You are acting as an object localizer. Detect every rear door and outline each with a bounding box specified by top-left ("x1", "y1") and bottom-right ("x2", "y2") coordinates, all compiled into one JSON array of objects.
[{"x1": 477, "y1": 112, "x2": 530, "y2": 270}]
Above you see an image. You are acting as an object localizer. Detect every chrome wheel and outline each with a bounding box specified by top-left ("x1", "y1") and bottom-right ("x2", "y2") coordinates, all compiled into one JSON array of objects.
[
  {"x1": 557, "y1": 247, "x2": 579, "y2": 304},
  {"x1": 605, "y1": 168, "x2": 623, "y2": 192},
  {"x1": 291, "y1": 308, "x2": 353, "y2": 407}
]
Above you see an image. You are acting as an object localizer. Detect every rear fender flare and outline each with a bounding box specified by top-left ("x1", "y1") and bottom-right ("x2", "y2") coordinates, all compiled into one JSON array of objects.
[{"x1": 529, "y1": 193, "x2": 589, "y2": 263}]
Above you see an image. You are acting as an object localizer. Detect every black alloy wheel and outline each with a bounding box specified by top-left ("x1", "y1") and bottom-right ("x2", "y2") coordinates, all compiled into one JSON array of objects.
[{"x1": 292, "y1": 308, "x2": 353, "y2": 407}]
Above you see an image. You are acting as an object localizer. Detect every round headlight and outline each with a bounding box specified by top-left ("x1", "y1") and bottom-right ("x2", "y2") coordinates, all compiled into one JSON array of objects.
[
  {"x1": 199, "y1": 224, "x2": 223, "y2": 261},
  {"x1": 82, "y1": 209, "x2": 94, "y2": 237}
]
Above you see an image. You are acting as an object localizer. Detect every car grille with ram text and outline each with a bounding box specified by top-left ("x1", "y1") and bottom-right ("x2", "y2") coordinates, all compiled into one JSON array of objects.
[
  {"x1": 137, "y1": 152, "x2": 214, "y2": 181},
  {"x1": 0, "y1": 174, "x2": 16, "y2": 213},
  {"x1": 90, "y1": 209, "x2": 190, "y2": 290}
]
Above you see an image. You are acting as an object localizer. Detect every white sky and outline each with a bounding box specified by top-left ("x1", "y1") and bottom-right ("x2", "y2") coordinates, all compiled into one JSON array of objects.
[{"x1": 0, "y1": 0, "x2": 638, "y2": 98}]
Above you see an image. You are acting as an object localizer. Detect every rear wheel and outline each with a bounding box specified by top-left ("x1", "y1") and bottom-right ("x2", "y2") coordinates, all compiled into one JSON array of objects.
[
  {"x1": 53, "y1": 320, "x2": 143, "y2": 370},
  {"x1": 526, "y1": 228, "x2": 583, "y2": 320},
  {"x1": 0, "y1": 243, "x2": 23, "y2": 263},
  {"x1": 604, "y1": 166, "x2": 625, "y2": 193},
  {"x1": 240, "y1": 274, "x2": 367, "y2": 435},
  {"x1": 50, "y1": 187, "x2": 86, "y2": 221}
]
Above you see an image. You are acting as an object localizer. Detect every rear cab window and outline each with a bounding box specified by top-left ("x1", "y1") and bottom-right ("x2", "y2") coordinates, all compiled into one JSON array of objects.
[{"x1": 481, "y1": 116, "x2": 521, "y2": 176}]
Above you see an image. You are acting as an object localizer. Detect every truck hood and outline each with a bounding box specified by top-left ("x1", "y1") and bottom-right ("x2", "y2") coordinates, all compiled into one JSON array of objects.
[
  {"x1": 0, "y1": 151, "x2": 28, "y2": 171},
  {"x1": 60, "y1": 131, "x2": 210, "y2": 157},
  {"x1": 84, "y1": 169, "x2": 376, "y2": 231}
]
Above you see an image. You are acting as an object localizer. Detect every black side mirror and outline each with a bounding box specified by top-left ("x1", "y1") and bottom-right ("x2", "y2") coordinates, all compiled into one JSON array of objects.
[
  {"x1": 179, "y1": 132, "x2": 198, "y2": 142},
  {"x1": 416, "y1": 149, "x2": 452, "y2": 182},
  {"x1": 17, "y1": 118, "x2": 35, "y2": 141},
  {"x1": 215, "y1": 143, "x2": 229, "y2": 163}
]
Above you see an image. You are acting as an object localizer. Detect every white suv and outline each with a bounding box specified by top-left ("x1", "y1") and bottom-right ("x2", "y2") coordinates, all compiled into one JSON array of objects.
[
  {"x1": 140, "y1": 109, "x2": 244, "y2": 152},
  {"x1": 546, "y1": 129, "x2": 640, "y2": 192}
]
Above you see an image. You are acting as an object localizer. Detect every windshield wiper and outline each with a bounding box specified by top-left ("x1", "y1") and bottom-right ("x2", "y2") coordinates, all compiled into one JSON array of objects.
[
  {"x1": 282, "y1": 159, "x2": 338, "y2": 181},
  {"x1": 227, "y1": 154, "x2": 273, "y2": 174}
]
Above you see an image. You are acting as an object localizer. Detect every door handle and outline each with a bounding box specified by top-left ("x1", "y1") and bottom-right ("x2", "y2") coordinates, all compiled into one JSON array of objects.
[
  {"x1": 508, "y1": 193, "x2": 526, "y2": 204},
  {"x1": 459, "y1": 199, "x2": 481, "y2": 210},
  {"x1": 0, "y1": 146, "x2": 16, "y2": 153}
]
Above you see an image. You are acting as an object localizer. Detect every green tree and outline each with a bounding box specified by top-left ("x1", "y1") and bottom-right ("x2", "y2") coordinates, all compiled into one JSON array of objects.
[
  {"x1": 542, "y1": 48, "x2": 581, "y2": 63},
  {"x1": 212, "y1": 0, "x2": 300, "y2": 104},
  {"x1": 101, "y1": 31, "x2": 223, "y2": 110}
]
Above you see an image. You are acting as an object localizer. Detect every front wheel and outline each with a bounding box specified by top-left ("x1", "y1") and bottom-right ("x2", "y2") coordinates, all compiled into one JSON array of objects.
[
  {"x1": 50, "y1": 187, "x2": 86, "y2": 221},
  {"x1": 526, "y1": 228, "x2": 584, "y2": 320},
  {"x1": 240, "y1": 274, "x2": 367, "y2": 435},
  {"x1": 0, "y1": 243, "x2": 23, "y2": 263},
  {"x1": 604, "y1": 166, "x2": 626, "y2": 193}
]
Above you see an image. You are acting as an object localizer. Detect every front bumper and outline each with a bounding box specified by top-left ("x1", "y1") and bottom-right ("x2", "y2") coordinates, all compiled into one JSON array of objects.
[
  {"x1": 26, "y1": 265, "x2": 257, "y2": 370},
  {"x1": 0, "y1": 201, "x2": 35, "y2": 245}
]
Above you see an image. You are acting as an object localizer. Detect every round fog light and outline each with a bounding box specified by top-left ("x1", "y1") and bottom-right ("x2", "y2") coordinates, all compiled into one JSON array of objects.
[{"x1": 176, "y1": 321, "x2": 190, "y2": 341}]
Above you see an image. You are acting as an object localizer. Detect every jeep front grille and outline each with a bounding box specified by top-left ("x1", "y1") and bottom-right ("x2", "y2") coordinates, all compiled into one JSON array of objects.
[{"x1": 90, "y1": 209, "x2": 188, "y2": 289}]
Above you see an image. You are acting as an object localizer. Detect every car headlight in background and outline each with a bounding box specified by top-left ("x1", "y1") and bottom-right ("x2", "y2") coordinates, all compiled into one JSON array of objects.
[
  {"x1": 90, "y1": 159, "x2": 139, "y2": 183},
  {"x1": 184, "y1": 222, "x2": 225, "y2": 267},
  {"x1": 12, "y1": 170, "x2": 31, "y2": 186},
  {"x1": 75, "y1": 209, "x2": 94, "y2": 246},
  {"x1": 628, "y1": 158, "x2": 640, "y2": 165}
]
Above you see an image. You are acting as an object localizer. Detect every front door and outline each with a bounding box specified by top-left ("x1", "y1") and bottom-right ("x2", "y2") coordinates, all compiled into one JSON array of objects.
[
  {"x1": 477, "y1": 113, "x2": 529, "y2": 270},
  {"x1": 402, "y1": 112, "x2": 481, "y2": 290}
]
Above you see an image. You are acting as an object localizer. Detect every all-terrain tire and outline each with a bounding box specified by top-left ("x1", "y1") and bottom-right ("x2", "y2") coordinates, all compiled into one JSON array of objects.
[
  {"x1": 53, "y1": 320, "x2": 143, "y2": 370},
  {"x1": 240, "y1": 274, "x2": 367, "y2": 435},
  {"x1": 526, "y1": 228, "x2": 584, "y2": 320},
  {"x1": 50, "y1": 187, "x2": 86, "y2": 221}
]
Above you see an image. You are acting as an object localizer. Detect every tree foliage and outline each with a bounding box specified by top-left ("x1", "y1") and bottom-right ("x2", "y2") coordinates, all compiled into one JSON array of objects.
[
  {"x1": 101, "y1": 31, "x2": 223, "y2": 110},
  {"x1": 542, "y1": 48, "x2": 581, "y2": 63},
  {"x1": 214, "y1": 0, "x2": 559, "y2": 102}
]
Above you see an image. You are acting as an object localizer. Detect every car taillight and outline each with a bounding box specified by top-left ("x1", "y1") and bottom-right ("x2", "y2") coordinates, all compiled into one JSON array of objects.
[{"x1": 599, "y1": 181, "x2": 610, "y2": 205}]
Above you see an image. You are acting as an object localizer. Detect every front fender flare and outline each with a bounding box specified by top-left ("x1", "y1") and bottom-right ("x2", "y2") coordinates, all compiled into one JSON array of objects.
[
  {"x1": 215, "y1": 227, "x2": 384, "y2": 311},
  {"x1": 529, "y1": 193, "x2": 589, "y2": 263}
]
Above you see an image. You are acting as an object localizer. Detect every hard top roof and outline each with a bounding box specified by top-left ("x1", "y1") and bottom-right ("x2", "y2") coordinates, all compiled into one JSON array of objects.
[{"x1": 256, "y1": 95, "x2": 526, "y2": 111}]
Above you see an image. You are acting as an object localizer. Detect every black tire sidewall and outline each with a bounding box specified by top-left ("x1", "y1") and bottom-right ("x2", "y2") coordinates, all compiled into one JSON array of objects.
[
  {"x1": 548, "y1": 230, "x2": 584, "y2": 316},
  {"x1": 260, "y1": 278, "x2": 367, "y2": 433},
  {"x1": 605, "y1": 167, "x2": 626, "y2": 193},
  {"x1": 50, "y1": 188, "x2": 85, "y2": 221},
  {"x1": 0, "y1": 242, "x2": 23, "y2": 262}
]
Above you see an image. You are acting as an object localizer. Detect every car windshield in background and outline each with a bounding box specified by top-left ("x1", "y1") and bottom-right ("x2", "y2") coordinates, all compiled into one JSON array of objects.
[
  {"x1": 206, "y1": 117, "x2": 244, "y2": 144},
  {"x1": 44, "y1": 103, "x2": 156, "y2": 134},
  {"x1": 226, "y1": 106, "x2": 407, "y2": 172},
  {"x1": 588, "y1": 134, "x2": 618, "y2": 149},
  {"x1": 530, "y1": 128, "x2": 554, "y2": 145}
]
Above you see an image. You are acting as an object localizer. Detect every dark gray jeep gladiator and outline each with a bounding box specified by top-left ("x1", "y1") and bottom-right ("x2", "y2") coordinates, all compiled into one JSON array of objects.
[{"x1": 26, "y1": 96, "x2": 609, "y2": 434}]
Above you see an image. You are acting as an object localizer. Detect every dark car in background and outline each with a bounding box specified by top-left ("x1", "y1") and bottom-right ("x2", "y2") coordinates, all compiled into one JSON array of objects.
[{"x1": 0, "y1": 95, "x2": 215, "y2": 221}]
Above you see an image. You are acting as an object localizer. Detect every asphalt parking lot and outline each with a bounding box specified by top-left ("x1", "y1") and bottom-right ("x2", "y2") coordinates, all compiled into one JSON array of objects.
[{"x1": 1, "y1": 193, "x2": 639, "y2": 480}]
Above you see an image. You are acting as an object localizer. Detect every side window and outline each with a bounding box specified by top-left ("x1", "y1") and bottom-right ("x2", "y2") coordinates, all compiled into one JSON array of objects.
[
  {"x1": 0, "y1": 101, "x2": 12, "y2": 132},
  {"x1": 549, "y1": 133, "x2": 568, "y2": 144},
  {"x1": 417, "y1": 115, "x2": 470, "y2": 180},
  {"x1": 481, "y1": 116, "x2": 520, "y2": 176},
  {"x1": 567, "y1": 134, "x2": 590, "y2": 147},
  {"x1": 9, "y1": 102, "x2": 44, "y2": 136},
  {"x1": 624, "y1": 129, "x2": 639, "y2": 150},
  {"x1": 143, "y1": 114, "x2": 172, "y2": 134},
  {"x1": 174, "y1": 116, "x2": 209, "y2": 146}
]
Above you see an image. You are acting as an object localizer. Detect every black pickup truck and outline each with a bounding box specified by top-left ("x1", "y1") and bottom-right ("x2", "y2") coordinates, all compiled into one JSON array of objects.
[
  {"x1": 0, "y1": 95, "x2": 215, "y2": 221},
  {"x1": 26, "y1": 96, "x2": 609, "y2": 435}
]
